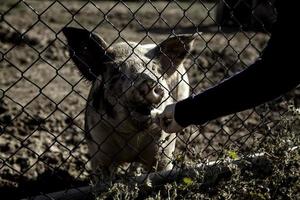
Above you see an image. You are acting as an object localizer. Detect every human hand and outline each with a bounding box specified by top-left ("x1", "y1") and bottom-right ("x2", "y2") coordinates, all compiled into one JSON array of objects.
[{"x1": 157, "y1": 103, "x2": 184, "y2": 133}]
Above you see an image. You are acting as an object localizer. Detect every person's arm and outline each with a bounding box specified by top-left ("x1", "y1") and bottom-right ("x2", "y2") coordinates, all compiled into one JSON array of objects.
[{"x1": 159, "y1": 0, "x2": 300, "y2": 132}]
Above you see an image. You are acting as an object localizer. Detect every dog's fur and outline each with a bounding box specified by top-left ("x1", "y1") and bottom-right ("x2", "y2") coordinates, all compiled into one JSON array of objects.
[{"x1": 63, "y1": 27, "x2": 194, "y2": 173}]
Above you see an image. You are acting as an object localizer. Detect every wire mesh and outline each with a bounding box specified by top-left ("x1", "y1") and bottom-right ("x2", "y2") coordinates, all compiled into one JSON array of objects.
[{"x1": 0, "y1": 0, "x2": 299, "y2": 199}]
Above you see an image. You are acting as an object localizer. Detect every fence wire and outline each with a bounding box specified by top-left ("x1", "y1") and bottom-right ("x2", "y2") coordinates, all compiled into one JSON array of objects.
[{"x1": 0, "y1": 0, "x2": 299, "y2": 199}]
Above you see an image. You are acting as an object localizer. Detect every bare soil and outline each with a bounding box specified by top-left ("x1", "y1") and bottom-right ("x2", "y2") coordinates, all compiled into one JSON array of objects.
[{"x1": 0, "y1": 1, "x2": 299, "y2": 199}]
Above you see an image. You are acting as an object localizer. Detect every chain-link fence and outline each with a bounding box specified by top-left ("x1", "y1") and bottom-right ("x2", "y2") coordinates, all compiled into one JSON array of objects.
[{"x1": 0, "y1": 0, "x2": 299, "y2": 199}]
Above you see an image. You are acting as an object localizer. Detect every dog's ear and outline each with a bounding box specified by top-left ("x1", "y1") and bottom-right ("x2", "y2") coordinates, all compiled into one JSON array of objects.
[
  {"x1": 146, "y1": 35, "x2": 195, "y2": 76},
  {"x1": 63, "y1": 27, "x2": 114, "y2": 81}
]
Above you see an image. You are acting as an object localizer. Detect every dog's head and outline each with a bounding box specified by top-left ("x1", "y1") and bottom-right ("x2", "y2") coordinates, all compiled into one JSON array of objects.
[{"x1": 63, "y1": 27, "x2": 194, "y2": 131}]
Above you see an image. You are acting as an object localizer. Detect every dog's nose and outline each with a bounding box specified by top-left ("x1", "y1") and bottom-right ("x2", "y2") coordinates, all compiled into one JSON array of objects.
[{"x1": 138, "y1": 81, "x2": 164, "y2": 104}]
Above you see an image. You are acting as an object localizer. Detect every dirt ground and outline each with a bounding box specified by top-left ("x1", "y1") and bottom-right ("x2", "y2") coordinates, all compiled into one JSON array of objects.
[{"x1": 0, "y1": 0, "x2": 299, "y2": 199}]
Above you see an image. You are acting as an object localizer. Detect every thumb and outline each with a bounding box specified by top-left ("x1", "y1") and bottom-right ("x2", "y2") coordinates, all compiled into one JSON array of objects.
[
  {"x1": 160, "y1": 118, "x2": 173, "y2": 133},
  {"x1": 164, "y1": 104, "x2": 176, "y2": 118}
]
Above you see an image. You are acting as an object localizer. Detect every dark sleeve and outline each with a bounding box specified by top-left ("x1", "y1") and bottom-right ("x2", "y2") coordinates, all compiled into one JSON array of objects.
[{"x1": 174, "y1": 1, "x2": 300, "y2": 127}]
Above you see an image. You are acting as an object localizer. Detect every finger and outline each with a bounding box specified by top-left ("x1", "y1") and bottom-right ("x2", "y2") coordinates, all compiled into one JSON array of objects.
[
  {"x1": 164, "y1": 106, "x2": 174, "y2": 118},
  {"x1": 157, "y1": 114, "x2": 165, "y2": 127},
  {"x1": 160, "y1": 117, "x2": 172, "y2": 131},
  {"x1": 163, "y1": 120, "x2": 177, "y2": 133},
  {"x1": 157, "y1": 112, "x2": 171, "y2": 125},
  {"x1": 164, "y1": 125, "x2": 175, "y2": 133},
  {"x1": 159, "y1": 115, "x2": 166, "y2": 129},
  {"x1": 151, "y1": 110, "x2": 161, "y2": 125}
]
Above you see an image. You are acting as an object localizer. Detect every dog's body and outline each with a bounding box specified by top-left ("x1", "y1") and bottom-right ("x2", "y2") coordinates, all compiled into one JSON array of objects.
[{"x1": 63, "y1": 27, "x2": 194, "y2": 172}]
